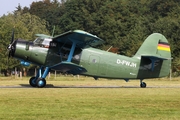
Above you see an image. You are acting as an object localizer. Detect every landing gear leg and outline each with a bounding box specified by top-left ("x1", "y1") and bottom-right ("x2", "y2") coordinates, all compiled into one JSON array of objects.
[
  {"x1": 29, "y1": 67, "x2": 50, "y2": 88},
  {"x1": 140, "y1": 79, "x2": 146, "y2": 88},
  {"x1": 36, "y1": 67, "x2": 50, "y2": 88}
]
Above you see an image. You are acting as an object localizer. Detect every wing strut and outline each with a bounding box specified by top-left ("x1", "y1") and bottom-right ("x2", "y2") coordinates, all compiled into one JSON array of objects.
[{"x1": 67, "y1": 41, "x2": 76, "y2": 62}]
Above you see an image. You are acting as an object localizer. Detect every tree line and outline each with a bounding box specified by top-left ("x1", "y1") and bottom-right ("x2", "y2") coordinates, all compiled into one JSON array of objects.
[{"x1": 0, "y1": 0, "x2": 180, "y2": 76}]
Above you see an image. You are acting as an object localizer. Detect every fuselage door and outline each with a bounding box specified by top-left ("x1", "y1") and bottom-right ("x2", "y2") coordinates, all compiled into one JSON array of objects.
[{"x1": 88, "y1": 55, "x2": 100, "y2": 75}]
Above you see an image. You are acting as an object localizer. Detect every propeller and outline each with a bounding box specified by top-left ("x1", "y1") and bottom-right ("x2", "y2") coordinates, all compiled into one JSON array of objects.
[
  {"x1": 7, "y1": 29, "x2": 16, "y2": 59},
  {"x1": 6, "y1": 28, "x2": 18, "y2": 73}
]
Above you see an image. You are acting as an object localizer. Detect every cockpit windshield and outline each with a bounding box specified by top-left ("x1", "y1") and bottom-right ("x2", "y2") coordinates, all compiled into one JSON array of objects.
[{"x1": 34, "y1": 37, "x2": 52, "y2": 48}]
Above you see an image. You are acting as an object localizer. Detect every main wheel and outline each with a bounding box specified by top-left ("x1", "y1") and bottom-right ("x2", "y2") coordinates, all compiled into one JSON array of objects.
[
  {"x1": 36, "y1": 78, "x2": 46, "y2": 88},
  {"x1": 29, "y1": 77, "x2": 37, "y2": 87},
  {"x1": 140, "y1": 82, "x2": 146, "y2": 88}
]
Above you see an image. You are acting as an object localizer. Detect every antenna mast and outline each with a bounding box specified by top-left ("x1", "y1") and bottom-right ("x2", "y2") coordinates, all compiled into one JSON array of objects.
[{"x1": 52, "y1": 26, "x2": 55, "y2": 37}]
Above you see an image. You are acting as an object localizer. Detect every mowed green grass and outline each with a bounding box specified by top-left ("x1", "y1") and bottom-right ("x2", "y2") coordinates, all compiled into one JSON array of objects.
[{"x1": 0, "y1": 76, "x2": 180, "y2": 120}]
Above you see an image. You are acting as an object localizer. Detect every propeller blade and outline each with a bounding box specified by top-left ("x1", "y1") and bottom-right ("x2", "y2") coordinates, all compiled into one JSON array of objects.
[{"x1": 7, "y1": 28, "x2": 15, "y2": 60}]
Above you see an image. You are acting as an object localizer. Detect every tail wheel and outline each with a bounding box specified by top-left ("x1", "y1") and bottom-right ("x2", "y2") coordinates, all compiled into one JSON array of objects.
[
  {"x1": 29, "y1": 77, "x2": 37, "y2": 87},
  {"x1": 140, "y1": 82, "x2": 146, "y2": 88},
  {"x1": 36, "y1": 78, "x2": 46, "y2": 88}
]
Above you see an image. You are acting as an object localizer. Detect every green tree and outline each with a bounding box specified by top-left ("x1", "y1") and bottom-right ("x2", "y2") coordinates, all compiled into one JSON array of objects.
[{"x1": 27, "y1": 0, "x2": 63, "y2": 33}]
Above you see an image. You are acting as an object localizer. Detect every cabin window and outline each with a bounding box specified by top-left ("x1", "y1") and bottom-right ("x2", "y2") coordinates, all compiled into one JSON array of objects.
[{"x1": 34, "y1": 38, "x2": 52, "y2": 48}]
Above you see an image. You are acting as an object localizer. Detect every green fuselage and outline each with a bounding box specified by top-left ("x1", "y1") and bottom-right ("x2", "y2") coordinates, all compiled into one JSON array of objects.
[
  {"x1": 79, "y1": 47, "x2": 138, "y2": 79},
  {"x1": 13, "y1": 39, "x2": 170, "y2": 80}
]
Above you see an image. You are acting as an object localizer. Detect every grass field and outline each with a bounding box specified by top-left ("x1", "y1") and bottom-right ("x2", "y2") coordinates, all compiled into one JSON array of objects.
[{"x1": 0, "y1": 76, "x2": 180, "y2": 120}]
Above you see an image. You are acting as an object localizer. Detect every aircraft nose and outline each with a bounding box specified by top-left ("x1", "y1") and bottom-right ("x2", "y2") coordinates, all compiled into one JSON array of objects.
[
  {"x1": 12, "y1": 39, "x2": 33, "y2": 60},
  {"x1": 7, "y1": 29, "x2": 32, "y2": 60},
  {"x1": 8, "y1": 38, "x2": 30, "y2": 57},
  {"x1": 7, "y1": 39, "x2": 17, "y2": 58}
]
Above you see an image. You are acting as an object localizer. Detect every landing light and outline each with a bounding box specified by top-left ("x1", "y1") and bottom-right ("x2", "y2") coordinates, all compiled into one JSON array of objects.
[{"x1": 20, "y1": 61, "x2": 30, "y2": 66}]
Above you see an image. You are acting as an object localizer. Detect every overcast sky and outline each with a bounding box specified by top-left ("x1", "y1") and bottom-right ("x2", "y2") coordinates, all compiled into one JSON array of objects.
[{"x1": 0, "y1": 0, "x2": 42, "y2": 16}]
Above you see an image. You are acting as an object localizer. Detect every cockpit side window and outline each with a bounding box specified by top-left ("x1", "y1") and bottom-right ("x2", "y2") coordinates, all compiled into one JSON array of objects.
[
  {"x1": 34, "y1": 37, "x2": 52, "y2": 48},
  {"x1": 34, "y1": 38, "x2": 43, "y2": 46}
]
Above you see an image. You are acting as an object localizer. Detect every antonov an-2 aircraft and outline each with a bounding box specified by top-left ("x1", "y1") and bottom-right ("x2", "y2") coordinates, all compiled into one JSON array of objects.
[{"x1": 7, "y1": 30, "x2": 171, "y2": 88}]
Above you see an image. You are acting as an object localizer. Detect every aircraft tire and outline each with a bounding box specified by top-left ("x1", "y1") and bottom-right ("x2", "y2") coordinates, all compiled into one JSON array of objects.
[
  {"x1": 140, "y1": 82, "x2": 146, "y2": 88},
  {"x1": 36, "y1": 78, "x2": 46, "y2": 88},
  {"x1": 29, "y1": 77, "x2": 37, "y2": 87}
]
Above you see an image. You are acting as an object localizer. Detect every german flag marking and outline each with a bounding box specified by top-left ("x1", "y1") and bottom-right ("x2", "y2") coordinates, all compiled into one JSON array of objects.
[{"x1": 157, "y1": 43, "x2": 170, "y2": 51}]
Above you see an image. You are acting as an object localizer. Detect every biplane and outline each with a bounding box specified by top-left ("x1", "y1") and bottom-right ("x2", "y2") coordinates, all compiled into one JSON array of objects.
[{"x1": 8, "y1": 30, "x2": 171, "y2": 88}]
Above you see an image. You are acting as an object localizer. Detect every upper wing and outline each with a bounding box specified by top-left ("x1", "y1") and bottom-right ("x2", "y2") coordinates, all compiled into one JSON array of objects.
[
  {"x1": 35, "y1": 34, "x2": 52, "y2": 38},
  {"x1": 52, "y1": 30, "x2": 104, "y2": 48}
]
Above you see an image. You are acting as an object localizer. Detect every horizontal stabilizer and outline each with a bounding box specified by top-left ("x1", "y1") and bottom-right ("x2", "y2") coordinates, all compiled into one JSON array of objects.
[
  {"x1": 51, "y1": 61, "x2": 87, "y2": 74},
  {"x1": 141, "y1": 55, "x2": 172, "y2": 71},
  {"x1": 141, "y1": 54, "x2": 172, "y2": 60}
]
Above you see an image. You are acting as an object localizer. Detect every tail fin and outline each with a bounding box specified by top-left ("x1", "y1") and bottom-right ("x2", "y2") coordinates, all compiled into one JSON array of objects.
[
  {"x1": 135, "y1": 33, "x2": 171, "y2": 78},
  {"x1": 135, "y1": 33, "x2": 171, "y2": 58}
]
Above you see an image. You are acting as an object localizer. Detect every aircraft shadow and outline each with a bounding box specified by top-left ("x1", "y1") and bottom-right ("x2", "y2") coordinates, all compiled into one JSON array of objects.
[
  {"x1": 19, "y1": 84, "x2": 141, "y2": 88},
  {"x1": 18, "y1": 84, "x2": 180, "y2": 88},
  {"x1": 0, "y1": 84, "x2": 178, "y2": 88}
]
